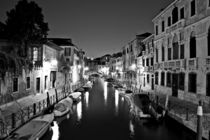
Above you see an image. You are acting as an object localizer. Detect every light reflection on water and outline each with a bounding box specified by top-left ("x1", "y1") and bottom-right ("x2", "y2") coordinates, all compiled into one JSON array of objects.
[
  {"x1": 115, "y1": 89, "x2": 119, "y2": 115},
  {"x1": 104, "y1": 81, "x2": 108, "y2": 105},
  {"x1": 85, "y1": 91, "x2": 89, "y2": 107},
  {"x1": 51, "y1": 121, "x2": 59, "y2": 140},
  {"x1": 77, "y1": 101, "x2": 82, "y2": 121}
]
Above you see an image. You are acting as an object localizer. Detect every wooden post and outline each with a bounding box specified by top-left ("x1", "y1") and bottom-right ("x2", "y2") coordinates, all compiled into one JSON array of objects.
[
  {"x1": 33, "y1": 103, "x2": 36, "y2": 115},
  {"x1": 11, "y1": 113, "x2": 16, "y2": 129},
  {"x1": 197, "y1": 100, "x2": 203, "y2": 140},
  {"x1": 186, "y1": 108, "x2": 189, "y2": 121}
]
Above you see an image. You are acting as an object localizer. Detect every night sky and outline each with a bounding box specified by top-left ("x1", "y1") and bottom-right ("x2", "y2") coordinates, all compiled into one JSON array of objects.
[{"x1": 0, "y1": 0, "x2": 174, "y2": 58}]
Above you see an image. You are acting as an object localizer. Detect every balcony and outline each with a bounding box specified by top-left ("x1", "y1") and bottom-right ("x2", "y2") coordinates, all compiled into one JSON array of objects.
[
  {"x1": 188, "y1": 58, "x2": 198, "y2": 70},
  {"x1": 154, "y1": 63, "x2": 159, "y2": 70},
  {"x1": 166, "y1": 19, "x2": 185, "y2": 33}
]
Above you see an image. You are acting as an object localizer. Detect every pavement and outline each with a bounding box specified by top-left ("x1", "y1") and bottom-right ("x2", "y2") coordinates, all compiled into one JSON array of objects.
[{"x1": 0, "y1": 88, "x2": 57, "y2": 118}]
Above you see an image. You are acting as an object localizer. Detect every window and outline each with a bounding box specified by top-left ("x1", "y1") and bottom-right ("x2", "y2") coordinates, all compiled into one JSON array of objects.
[
  {"x1": 168, "y1": 17, "x2": 171, "y2": 26},
  {"x1": 173, "y1": 35, "x2": 179, "y2": 60},
  {"x1": 191, "y1": 0, "x2": 196, "y2": 16},
  {"x1": 36, "y1": 77, "x2": 40, "y2": 93},
  {"x1": 155, "y1": 72, "x2": 159, "y2": 85},
  {"x1": 172, "y1": 7, "x2": 178, "y2": 24},
  {"x1": 179, "y1": 73, "x2": 185, "y2": 90},
  {"x1": 44, "y1": 76, "x2": 47, "y2": 89},
  {"x1": 180, "y1": 7, "x2": 185, "y2": 19},
  {"x1": 206, "y1": 73, "x2": 210, "y2": 97},
  {"x1": 64, "y1": 48, "x2": 71, "y2": 56},
  {"x1": 127, "y1": 48, "x2": 129, "y2": 53},
  {"x1": 13, "y1": 78, "x2": 18, "y2": 92},
  {"x1": 190, "y1": 32, "x2": 196, "y2": 58},
  {"x1": 155, "y1": 25, "x2": 158, "y2": 35},
  {"x1": 147, "y1": 74, "x2": 150, "y2": 83},
  {"x1": 156, "y1": 48, "x2": 158, "y2": 62},
  {"x1": 180, "y1": 44, "x2": 185, "y2": 59},
  {"x1": 146, "y1": 58, "x2": 149, "y2": 66},
  {"x1": 188, "y1": 73, "x2": 196, "y2": 93},
  {"x1": 167, "y1": 72, "x2": 172, "y2": 87},
  {"x1": 151, "y1": 57, "x2": 154, "y2": 66},
  {"x1": 26, "y1": 77, "x2": 30, "y2": 89},
  {"x1": 33, "y1": 47, "x2": 38, "y2": 61},
  {"x1": 162, "y1": 46, "x2": 165, "y2": 61},
  {"x1": 209, "y1": 0, "x2": 210, "y2": 7},
  {"x1": 143, "y1": 76, "x2": 146, "y2": 87},
  {"x1": 168, "y1": 48, "x2": 171, "y2": 60},
  {"x1": 208, "y1": 28, "x2": 210, "y2": 56},
  {"x1": 162, "y1": 21, "x2": 165, "y2": 32},
  {"x1": 143, "y1": 59, "x2": 145, "y2": 66},
  {"x1": 161, "y1": 72, "x2": 165, "y2": 86}
]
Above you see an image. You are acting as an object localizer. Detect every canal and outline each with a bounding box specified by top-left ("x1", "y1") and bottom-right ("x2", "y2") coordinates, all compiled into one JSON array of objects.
[{"x1": 43, "y1": 78, "x2": 197, "y2": 140}]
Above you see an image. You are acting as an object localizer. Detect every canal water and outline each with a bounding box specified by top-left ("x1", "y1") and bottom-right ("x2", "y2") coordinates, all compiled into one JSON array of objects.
[{"x1": 43, "y1": 78, "x2": 196, "y2": 140}]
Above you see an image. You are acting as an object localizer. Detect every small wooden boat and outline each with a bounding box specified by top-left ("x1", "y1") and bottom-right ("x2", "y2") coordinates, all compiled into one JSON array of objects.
[
  {"x1": 69, "y1": 92, "x2": 82, "y2": 103},
  {"x1": 6, "y1": 113, "x2": 54, "y2": 140},
  {"x1": 54, "y1": 97, "x2": 73, "y2": 118}
]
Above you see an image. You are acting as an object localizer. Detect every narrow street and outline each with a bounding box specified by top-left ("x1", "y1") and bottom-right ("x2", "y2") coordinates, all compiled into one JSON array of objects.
[{"x1": 42, "y1": 78, "x2": 197, "y2": 140}]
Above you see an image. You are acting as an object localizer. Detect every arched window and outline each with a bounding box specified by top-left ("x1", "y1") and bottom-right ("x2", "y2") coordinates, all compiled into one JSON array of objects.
[
  {"x1": 172, "y1": 7, "x2": 178, "y2": 24},
  {"x1": 173, "y1": 34, "x2": 179, "y2": 60},
  {"x1": 208, "y1": 27, "x2": 210, "y2": 56},
  {"x1": 190, "y1": 32, "x2": 196, "y2": 58}
]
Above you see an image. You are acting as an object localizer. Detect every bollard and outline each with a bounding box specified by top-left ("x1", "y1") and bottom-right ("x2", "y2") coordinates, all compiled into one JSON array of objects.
[
  {"x1": 186, "y1": 108, "x2": 189, "y2": 121},
  {"x1": 196, "y1": 100, "x2": 203, "y2": 140}
]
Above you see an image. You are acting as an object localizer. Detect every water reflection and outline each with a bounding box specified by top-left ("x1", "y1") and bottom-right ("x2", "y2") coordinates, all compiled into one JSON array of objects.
[
  {"x1": 51, "y1": 121, "x2": 59, "y2": 140},
  {"x1": 77, "y1": 101, "x2": 82, "y2": 121},
  {"x1": 85, "y1": 91, "x2": 89, "y2": 107},
  {"x1": 104, "y1": 81, "x2": 108, "y2": 105},
  {"x1": 129, "y1": 120, "x2": 135, "y2": 138},
  {"x1": 115, "y1": 89, "x2": 119, "y2": 115}
]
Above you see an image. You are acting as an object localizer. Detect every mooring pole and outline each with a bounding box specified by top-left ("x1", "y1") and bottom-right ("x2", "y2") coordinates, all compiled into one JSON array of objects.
[{"x1": 196, "y1": 100, "x2": 203, "y2": 140}]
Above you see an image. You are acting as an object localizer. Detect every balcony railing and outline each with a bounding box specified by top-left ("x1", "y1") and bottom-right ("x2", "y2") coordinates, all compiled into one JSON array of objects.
[
  {"x1": 188, "y1": 58, "x2": 198, "y2": 70},
  {"x1": 166, "y1": 19, "x2": 185, "y2": 33}
]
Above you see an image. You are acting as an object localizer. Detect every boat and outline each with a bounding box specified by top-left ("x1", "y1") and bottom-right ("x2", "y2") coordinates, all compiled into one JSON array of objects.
[
  {"x1": 83, "y1": 81, "x2": 93, "y2": 91},
  {"x1": 69, "y1": 92, "x2": 82, "y2": 103},
  {"x1": 53, "y1": 97, "x2": 73, "y2": 118},
  {"x1": 6, "y1": 113, "x2": 54, "y2": 140}
]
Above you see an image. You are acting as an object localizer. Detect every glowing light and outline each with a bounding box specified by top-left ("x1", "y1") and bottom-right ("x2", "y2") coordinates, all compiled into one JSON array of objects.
[
  {"x1": 51, "y1": 121, "x2": 59, "y2": 140},
  {"x1": 77, "y1": 101, "x2": 82, "y2": 121},
  {"x1": 78, "y1": 65, "x2": 81, "y2": 69},
  {"x1": 104, "y1": 82, "x2": 108, "y2": 105},
  {"x1": 131, "y1": 64, "x2": 136, "y2": 70},
  {"x1": 51, "y1": 59, "x2": 58, "y2": 66},
  {"x1": 115, "y1": 89, "x2": 119, "y2": 115},
  {"x1": 84, "y1": 67, "x2": 89, "y2": 71},
  {"x1": 85, "y1": 91, "x2": 89, "y2": 107}
]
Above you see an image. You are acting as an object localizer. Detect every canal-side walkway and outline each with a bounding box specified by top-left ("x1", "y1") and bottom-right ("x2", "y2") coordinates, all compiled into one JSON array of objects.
[
  {"x1": 0, "y1": 82, "x2": 84, "y2": 139},
  {"x1": 143, "y1": 92, "x2": 210, "y2": 140}
]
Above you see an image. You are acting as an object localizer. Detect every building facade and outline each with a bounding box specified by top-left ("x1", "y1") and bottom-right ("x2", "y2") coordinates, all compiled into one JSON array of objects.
[{"x1": 152, "y1": 0, "x2": 210, "y2": 104}]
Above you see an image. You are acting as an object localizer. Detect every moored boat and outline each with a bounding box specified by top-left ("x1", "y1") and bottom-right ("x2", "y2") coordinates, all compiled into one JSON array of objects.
[
  {"x1": 54, "y1": 97, "x2": 73, "y2": 118},
  {"x1": 6, "y1": 113, "x2": 54, "y2": 140},
  {"x1": 69, "y1": 92, "x2": 82, "y2": 103}
]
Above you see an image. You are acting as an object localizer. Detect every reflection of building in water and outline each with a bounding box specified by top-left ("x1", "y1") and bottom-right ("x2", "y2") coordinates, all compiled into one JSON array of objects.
[
  {"x1": 104, "y1": 82, "x2": 108, "y2": 105},
  {"x1": 77, "y1": 101, "x2": 82, "y2": 121},
  {"x1": 51, "y1": 121, "x2": 59, "y2": 140},
  {"x1": 129, "y1": 120, "x2": 135, "y2": 137},
  {"x1": 85, "y1": 91, "x2": 89, "y2": 107},
  {"x1": 115, "y1": 90, "x2": 119, "y2": 115}
]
